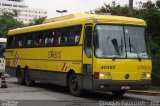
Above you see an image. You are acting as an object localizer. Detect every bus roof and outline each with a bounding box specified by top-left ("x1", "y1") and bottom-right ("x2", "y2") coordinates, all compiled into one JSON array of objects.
[
  {"x1": 8, "y1": 13, "x2": 146, "y2": 36},
  {"x1": 0, "y1": 38, "x2": 7, "y2": 42}
]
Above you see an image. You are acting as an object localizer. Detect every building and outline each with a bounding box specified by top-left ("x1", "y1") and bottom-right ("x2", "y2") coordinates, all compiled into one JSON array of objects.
[{"x1": 0, "y1": 0, "x2": 47, "y2": 23}]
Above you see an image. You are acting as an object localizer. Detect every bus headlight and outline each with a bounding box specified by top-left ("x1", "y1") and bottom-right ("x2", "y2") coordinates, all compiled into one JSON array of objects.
[
  {"x1": 142, "y1": 73, "x2": 146, "y2": 79},
  {"x1": 106, "y1": 73, "x2": 111, "y2": 79},
  {"x1": 99, "y1": 73, "x2": 104, "y2": 78},
  {"x1": 146, "y1": 73, "x2": 151, "y2": 79},
  {"x1": 142, "y1": 73, "x2": 151, "y2": 79}
]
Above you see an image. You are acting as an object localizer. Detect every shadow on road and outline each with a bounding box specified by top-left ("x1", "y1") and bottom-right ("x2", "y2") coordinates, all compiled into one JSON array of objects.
[{"x1": 29, "y1": 82, "x2": 144, "y2": 102}]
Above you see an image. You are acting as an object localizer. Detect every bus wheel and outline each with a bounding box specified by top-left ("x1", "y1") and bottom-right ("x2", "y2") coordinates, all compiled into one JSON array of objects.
[
  {"x1": 112, "y1": 90, "x2": 126, "y2": 97},
  {"x1": 24, "y1": 68, "x2": 34, "y2": 86},
  {"x1": 69, "y1": 73, "x2": 81, "y2": 96},
  {"x1": 17, "y1": 67, "x2": 25, "y2": 85}
]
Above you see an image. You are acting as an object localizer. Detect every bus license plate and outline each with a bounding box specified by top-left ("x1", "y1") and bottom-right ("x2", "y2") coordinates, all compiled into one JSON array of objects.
[{"x1": 121, "y1": 86, "x2": 131, "y2": 90}]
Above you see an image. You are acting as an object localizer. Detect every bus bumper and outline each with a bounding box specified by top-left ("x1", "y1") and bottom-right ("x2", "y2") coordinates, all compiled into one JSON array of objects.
[{"x1": 93, "y1": 80, "x2": 151, "y2": 91}]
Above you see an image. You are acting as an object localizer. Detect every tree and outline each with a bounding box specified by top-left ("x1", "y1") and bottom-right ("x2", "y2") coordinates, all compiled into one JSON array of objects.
[
  {"x1": 27, "y1": 17, "x2": 46, "y2": 26},
  {"x1": 91, "y1": 1, "x2": 160, "y2": 44},
  {"x1": 0, "y1": 12, "x2": 24, "y2": 37},
  {"x1": 156, "y1": 0, "x2": 160, "y2": 8}
]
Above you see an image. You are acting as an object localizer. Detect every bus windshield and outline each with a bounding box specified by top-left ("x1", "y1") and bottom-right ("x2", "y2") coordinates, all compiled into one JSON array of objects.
[
  {"x1": 95, "y1": 25, "x2": 149, "y2": 59},
  {"x1": 0, "y1": 42, "x2": 6, "y2": 58}
]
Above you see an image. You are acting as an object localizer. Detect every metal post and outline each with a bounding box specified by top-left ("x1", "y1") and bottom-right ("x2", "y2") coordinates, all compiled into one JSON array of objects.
[{"x1": 129, "y1": 0, "x2": 133, "y2": 16}]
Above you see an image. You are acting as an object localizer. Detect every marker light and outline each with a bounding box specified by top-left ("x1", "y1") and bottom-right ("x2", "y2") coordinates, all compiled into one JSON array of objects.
[
  {"x1": 106, "y1": 73, "x2": 111, "y2": 79},
  {"x1": 142, "y1": 73, "x2": 146, "y2": 79},
  {"x1": 142, "y1": 73, "x2": 151, "y2": 79}
]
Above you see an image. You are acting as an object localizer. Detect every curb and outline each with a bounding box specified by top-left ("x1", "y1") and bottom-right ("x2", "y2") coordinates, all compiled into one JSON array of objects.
[{"x1": 127, "y1": 90, "x2": 160, "y2": 96}]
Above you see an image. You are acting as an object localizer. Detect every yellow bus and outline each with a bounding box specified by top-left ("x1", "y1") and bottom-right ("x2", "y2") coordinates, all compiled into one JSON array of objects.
[{"x1": 6, "y1": 13, "x2": 152, "y2": 96}]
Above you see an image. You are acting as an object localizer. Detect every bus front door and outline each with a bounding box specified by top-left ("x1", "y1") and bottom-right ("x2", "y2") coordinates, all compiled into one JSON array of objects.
[{"x1": 82, "y1": 25, "x2": 93, "y2": 90}]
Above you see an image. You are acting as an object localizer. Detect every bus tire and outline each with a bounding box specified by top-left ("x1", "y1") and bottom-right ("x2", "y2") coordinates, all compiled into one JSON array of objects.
[
  {"x1": 112, "y1": 90, "x2": 126, "y2": 97},
  {"x1": 24, "y1": 68, "x2": 35, "y2": 86},
  {"x1": 17, "y1": 67, "x2": 25, "y2": 85},
  {"x1": 69, "y1": 73, "x2": 81, "y2": 96}
]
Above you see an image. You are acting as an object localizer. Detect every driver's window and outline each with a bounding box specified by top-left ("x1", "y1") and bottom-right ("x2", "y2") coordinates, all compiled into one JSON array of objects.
[{"x1": 84, "y1": 26, "x2": 92, "y2": 58}]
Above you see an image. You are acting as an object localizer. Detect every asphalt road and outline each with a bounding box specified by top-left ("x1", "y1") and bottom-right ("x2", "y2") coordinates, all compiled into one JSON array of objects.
[{"x1": 0, "y1": 77, "x2": 160, "y2": 106}]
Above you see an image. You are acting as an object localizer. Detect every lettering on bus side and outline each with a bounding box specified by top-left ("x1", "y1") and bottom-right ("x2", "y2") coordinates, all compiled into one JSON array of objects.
[
  {"x1": 48, "y1": 49, "x2": 61, "y2": 59},
  {"x1": 137, "y1": 65, "x2": 151, "y2": 70},
  {"x1": 101, "y1": 65, "x2": 116, "y2": 70}
]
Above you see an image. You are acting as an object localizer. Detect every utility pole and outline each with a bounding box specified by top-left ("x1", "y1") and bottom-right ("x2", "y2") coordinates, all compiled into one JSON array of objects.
[{"x1": 129, "y1": 0, "x2": 133, "y2": 16}]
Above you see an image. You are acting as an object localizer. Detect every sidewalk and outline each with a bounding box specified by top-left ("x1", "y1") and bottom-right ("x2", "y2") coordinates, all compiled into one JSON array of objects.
[{"x1": 127, "y1": 90, "x2": 160, "y2": 96}]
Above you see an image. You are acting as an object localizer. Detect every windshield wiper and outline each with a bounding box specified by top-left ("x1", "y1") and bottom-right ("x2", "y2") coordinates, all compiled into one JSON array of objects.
[
  {"x1": 106, "y1": 37, "x2": 118, "y2": 61},
  {"x1": 129, "y1": 37, "x2": 141, "y2": 61}
]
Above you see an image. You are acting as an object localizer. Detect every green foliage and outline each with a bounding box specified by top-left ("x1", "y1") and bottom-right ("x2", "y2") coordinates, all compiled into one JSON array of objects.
[
  {"x1": 0, "y1": 10, "x2": 46, "y2": 37},
  {"x1": 0, "y1": 12, "x2": 24, "y2": 37},
  {"x1": 93, "y1": 2, "x2": 130, "y2": 16},
  {"x1": 156, "y1": 0, "x2": 160, "y2": 8},
  {"x1": 27, "y1": 17, "x2": 46, "y2": 26},
  {"x1": 91, "y1": 0, "x2": 160, "y2": 49}
]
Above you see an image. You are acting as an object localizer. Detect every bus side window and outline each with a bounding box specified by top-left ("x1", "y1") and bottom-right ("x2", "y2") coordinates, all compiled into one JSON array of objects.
[
  {"x1": 45, "y1": 38, "x2": 48, "y2": 46},
  {"x1": 18, "y1": 41, "x2": 22, "y2": 47},
  {"x1": 60, "y1": 28, "x2": 69, "y2": 46},
  {"x1": 58, "y1": 37, "x2": 61, "y2": 45},
  {"x1": 84, "y1": 26, "x2": 92, "y2": 58},
  {"x1": 53, "y1": 30, "x2": 58, "y2": 46},
  {"x1": 27, "y1": 40, "x2": 31, "y2": 46},
  {"x1": 68, "y1": 25, "x2": 81, "y2": 45},
  {"x1": 26, "y1": 34, "x2": 33, "y2": 47},
  {"x1": 36, "y1": 31, "x2": 44, "y2": 47},
  {"x1": 60, "y1": 36, "x2": 67, "y2": 45},
  {"x1": 75, "y1": 35, "x2": 80, "y2": 44},
  {"x1": 38, "y1": 39, "x2": 42, "y2": 46},
  {"x1": 44, "y1": 30, "x2": 54, "y2": 46},
  {"x1": 7, "y1": 36, "x2": 12, "y2": 48},
  {"x1": 48, "y1": 31, "x2": 54, "y2": 46},
  {"x1": 11, "y1": 36, "x2": 16, "y2": 48},
  {"x1": 16, "y1": 35, "x2": 23, "y2": 48},
  {"x1": 33, "y1": 33, "x2": 39, "y2": 47}
]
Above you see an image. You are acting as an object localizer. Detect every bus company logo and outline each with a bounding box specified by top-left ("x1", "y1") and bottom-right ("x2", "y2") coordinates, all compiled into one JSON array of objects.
[
  {"x1": 62, "y1": 62, "x2": 67, "y2": 71},
  {"x1": 48, "y1": 49, "x2": 61, "y2": 59},
  {"x1": 12, "y1": 52, "x2": 19, "y2": 67}
]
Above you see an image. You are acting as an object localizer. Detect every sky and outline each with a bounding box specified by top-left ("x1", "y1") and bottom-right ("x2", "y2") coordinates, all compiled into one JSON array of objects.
[{"x1": 25, "y1": 0, "x2": 156, "y2": 18}]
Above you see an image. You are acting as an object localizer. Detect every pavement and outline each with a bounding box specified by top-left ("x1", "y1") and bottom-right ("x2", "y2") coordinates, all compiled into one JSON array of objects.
[
  {"x1": 0, "y1": 77, "x2": 160, "y2": 106},
  {"x1": 127, "y1": 90, "x2": 160, "y2": 96},
  {"x1": 2, "y1": 73, "x2": 160, "y2": 96}
]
